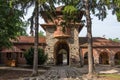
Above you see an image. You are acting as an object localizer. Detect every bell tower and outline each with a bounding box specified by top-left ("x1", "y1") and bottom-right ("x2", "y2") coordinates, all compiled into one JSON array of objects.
[{"x1": 41, "y1": 6, "x2": 84, "y2": 66}]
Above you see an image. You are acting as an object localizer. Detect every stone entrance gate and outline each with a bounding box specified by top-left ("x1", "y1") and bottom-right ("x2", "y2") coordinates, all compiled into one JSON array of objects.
[
  {"x1": 54, "y1": 41, "x2": 69, "y2": 65},
  {"x1": 40, "y1": 6, "x2": 84, "y2": 66}
]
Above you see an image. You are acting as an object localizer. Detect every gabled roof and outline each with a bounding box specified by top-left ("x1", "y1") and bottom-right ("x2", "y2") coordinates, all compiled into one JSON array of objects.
[
  {"x1": 79, "y1": 37, "x2": 120, "y2": 47},
  {"x1": 12, "y1": 36, "x2": 46, "y2": 44}
]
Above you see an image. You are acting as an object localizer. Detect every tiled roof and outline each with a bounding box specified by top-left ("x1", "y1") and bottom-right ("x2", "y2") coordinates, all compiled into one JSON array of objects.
[
  {"x1": 12, "y1": 36, "x2": 46, "y2": 44},
  {"x1": 11, "y1": 36, "x2": 120, "y2": 47},
  {"x1": 1, "y1": 46, "x2": 23, "y2": 53},
  {"x1": 79, "y1": 37, "x2": 120, "y2": 47}
]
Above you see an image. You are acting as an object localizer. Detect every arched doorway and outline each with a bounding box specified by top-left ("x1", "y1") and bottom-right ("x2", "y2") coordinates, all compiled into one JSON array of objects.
[
  {"x1": 84, "y1": 52, "x2": 88, "y2": 65},
  {"x1": 54, "y1": 41, "x2": 69, "y2": 65},
  {"x1": 114, "y1": 52, "x2": 120, "y2": 65},
  {"x1": 99, "y1": 52, "x2": 109, "y2": 64}
]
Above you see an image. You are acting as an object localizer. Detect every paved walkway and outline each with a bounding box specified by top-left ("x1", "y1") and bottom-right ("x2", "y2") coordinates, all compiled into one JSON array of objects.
[
  {"x1": 18, "y1": 65, "x2": 120, "y2": 80},
  {"x1": 1, "y1": 65, "x2": 120, "y2": 80},
  {"x1": 19, "y1": 66, "x2": 83, "y2": 80}
]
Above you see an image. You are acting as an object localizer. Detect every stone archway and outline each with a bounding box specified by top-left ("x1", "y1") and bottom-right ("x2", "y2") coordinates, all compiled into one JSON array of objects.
[
  {"x1": 99, "y1": 52, "x2": 109, "y2": 64},
  {"x1": 114, "y1": 52, "x2": 120, "y2": 65},
  {"x1": 54, "y1": 41, "x2": 69, "y2": 65}
]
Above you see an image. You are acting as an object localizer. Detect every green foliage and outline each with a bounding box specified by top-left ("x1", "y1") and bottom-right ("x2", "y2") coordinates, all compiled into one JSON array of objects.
[
  {"x1": 24, "y1": 47, "x2": 48, "y2": 65},
  {"x1": 109, "y1": 38, "x2": 120, "y2": 42},
  {"x1": 13, "y1": 0, "x2": 56, "y2": 35},
  {"x1": 106, "y1": 0, "x2": 120, "y2": 22},
  {"x1": 63, "y1": 5, "x2": 77, "y2": 15},
  {"x1": 0, "y1": 0, "x2": 26, "y2": 48},
  {"x1": 62, "y1": 5, "x2": 80, "y2": 22},
  {"x1": 113, "y1": 0, "x2": 120, "y2": 7},
  {"x1": 116, "y1": 10, "x2": 120, "y2": 21},
  {"x1": 38, "y1": 30, "x2": 45, "y2": 37},
  {"x1": 38, "y1": 0, "x2": 48, "y2": 4},
  {"x1": 56, "y1": 0, "x2": 79, "y2": 6},
  {"x1": 115, "y1": 6, "x2": 120, "y2": 21},
  {"x1": 99, "y1": 74, "x2": 120, "y2": 79},
  {"x1": 58, "y1": 0, "x2": 120, "y2": 22},
  {"x1": 18, "y1": 21, "x2": 29, "y2": 36}
]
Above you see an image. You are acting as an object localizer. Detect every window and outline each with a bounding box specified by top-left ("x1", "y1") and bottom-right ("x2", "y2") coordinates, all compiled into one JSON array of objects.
[
  {"x1": 21, "y1": 49, "x2": 26, "y2": 51},
  {"x1": 84, "y1": 53, "x2": 88, "y2": 59},
  {"x1": 7, "y1": 53, "x2": 12, "y2": 60},
  {"x1": 20, "y1": 53, "x2": 23, "y2": 58}
]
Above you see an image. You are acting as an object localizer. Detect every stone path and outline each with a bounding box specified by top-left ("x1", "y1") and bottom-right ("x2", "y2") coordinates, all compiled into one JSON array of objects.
[
  {"x1": 1, "y1": 65, "x2": 120, "y2": 80},
  {"x1": 19, "y1": 66, "x2": 83, "y2": 80}
]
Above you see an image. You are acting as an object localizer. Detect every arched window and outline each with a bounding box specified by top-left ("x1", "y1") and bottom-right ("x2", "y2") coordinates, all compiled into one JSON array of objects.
[
  {"x1": 84, "y1": 52, "x2": 88, "y2": 65},
  {"x1": 54, "y1": 41, "x2": 69, "y2": 65},
  {"x1": 99, "y1": 52, "x2": 109, "y2": 64},
  {"x1": 114, "y1": 52, "x2": 120, "y2": 65}
]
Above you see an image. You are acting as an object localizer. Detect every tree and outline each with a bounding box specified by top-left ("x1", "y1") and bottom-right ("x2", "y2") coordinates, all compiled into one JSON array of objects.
[
  {"x1": 110, "y1": 0, "x2": 120, "y2": 21},
  {"x1": 109, "y1": 38, "x2": 120, "y2": 42},
  {"x1": 19, "y1": 21, "x2": 29, "y2": 36},
  {"x1": 24, "y1": 47, "x2": 47, "y2": 65},
  {"x1": 0, "y1": 0, "x2": 25, "y2": 48},
  {"x1": 62, "y1": 0, "x2": 94, "y2": 75},
  {"x1": 32, "y1": 0, "x2": 39, "y2": 76},
  {"x1": 55, "y1": 0, "x2": 109, "y2": 76},
  {"x1": 84, "y1": 0, "x2": 94, "y2": 75},
  {"x1": 13, "y1": 0, "x2": 55, "y2": 76},
  {"x1": 55, "y1": 0, "x2": 95, "y2": 75}
]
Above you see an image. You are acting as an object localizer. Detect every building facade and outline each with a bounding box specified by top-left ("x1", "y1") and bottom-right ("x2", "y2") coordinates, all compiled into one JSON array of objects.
[
  {"x1": 80, "y1": 37, "x2": 120, "y2": 66},
  {"x1": 40, "y1": 6, "x2": 84, "y2": 66},
  {"x1": 0, "y1": 6, "x2": 120, "y2": 66},
  {"x1": 0, "y1": 36, "x2": 120, "y2": 66},
  {"x1": 0, "y1": 36, "x2": 46, "y2": 66}
]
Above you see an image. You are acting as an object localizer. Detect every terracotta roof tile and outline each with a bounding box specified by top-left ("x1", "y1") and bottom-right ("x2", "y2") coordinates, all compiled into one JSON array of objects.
[
  {"x1": 12, "y1": 36, "x2": 46, "y2": 44},
  {"x1": 1, "y1": 46, "x2": 23, "y2": 53},
  {"x1": 79, "y1": 37, "x2": 120, "y2": 47},
  {"x1": 11, "y1": 36, "x2": 120, "y2": 47}
]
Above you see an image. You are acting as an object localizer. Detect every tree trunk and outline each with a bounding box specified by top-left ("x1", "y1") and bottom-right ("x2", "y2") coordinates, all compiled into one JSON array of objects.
[
  {"x1": 84, "y1": 0, "x2": 95, "y2": 75},
  {"x1": 79, "y1": 48, "x2": 84, "y2": 67},
  {"x1": 32, "y1": 0, "x2": 39, "y2": 76}
]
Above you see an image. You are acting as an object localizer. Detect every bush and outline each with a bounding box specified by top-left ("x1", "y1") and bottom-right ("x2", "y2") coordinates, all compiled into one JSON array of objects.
[{"x1": 24, "y1": 47, "x2": 47, "y2": 65}]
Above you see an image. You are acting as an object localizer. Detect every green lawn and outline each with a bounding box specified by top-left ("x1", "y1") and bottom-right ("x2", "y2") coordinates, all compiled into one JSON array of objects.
[{"x1": 99, "y1": 74, "x2": 120, "y2": 80}]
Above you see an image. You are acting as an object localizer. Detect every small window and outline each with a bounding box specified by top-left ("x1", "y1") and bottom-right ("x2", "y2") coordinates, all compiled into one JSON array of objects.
[
  {"x1": 84, "y1": 53, "x2": 88, "y2": 59},
  {"x1": 21, "y1": 49, "x2": 26, "y2": 51},
  {"x1": 7, "y1": 53, "x2": 12, "y2": 60},
  {"x1": 20, "y1": 53, "x2": 23, "y2": 58}
]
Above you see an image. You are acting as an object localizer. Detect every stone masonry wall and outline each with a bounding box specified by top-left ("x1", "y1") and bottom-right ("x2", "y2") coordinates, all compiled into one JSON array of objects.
[
  {"x1": 69, "y1": 27, "x2": 80, "y2": 66},
  {"x1": 45, "y1": 26, "x2": 80, "y2": 66},
  {"x1": 81, "y1": 47, "x2": 120, "y2": 66},
  {"x1": 45, "y1": 27, "x2": 57, "y2": 64}
]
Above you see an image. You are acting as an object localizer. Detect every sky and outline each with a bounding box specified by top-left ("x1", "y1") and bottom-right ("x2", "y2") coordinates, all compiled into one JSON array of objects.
[
  {"x1": 80, "y1": 11, "x2": 120, "y2": 39},
  {"x1": 25, "y1": 7, "x2": 120, "y2": 39}
]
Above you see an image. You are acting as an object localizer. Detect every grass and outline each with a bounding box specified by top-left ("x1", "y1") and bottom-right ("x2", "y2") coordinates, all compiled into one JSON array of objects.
[{"x1": 99, "y1": 74, "x2": 120, "y2": 80}]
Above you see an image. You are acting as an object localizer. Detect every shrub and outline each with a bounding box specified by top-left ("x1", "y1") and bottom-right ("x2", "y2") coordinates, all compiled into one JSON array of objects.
[{"x1": 24, "y1": 47, "x2": 47, "y2": 65}]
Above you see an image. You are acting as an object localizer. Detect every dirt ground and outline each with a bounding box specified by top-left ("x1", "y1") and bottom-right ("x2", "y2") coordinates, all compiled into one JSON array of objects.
[
  {"x1": 0, "y1": 66, "x2": 48, "y2": 80},
  {"x1": 0, "y1": 69, "x2": 32, "y2": 80},
  {"x1": 0, "y1": 65, "x2": 120, "y2": 80}
]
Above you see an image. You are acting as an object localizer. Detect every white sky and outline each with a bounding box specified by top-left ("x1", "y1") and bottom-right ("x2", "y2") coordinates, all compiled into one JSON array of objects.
[
  {"x1": 80, "y1": 10, "x2": 120, "y2": 39},
  {"x1": 25, "y1": 7, "x2": 120, "y2": 39}
]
